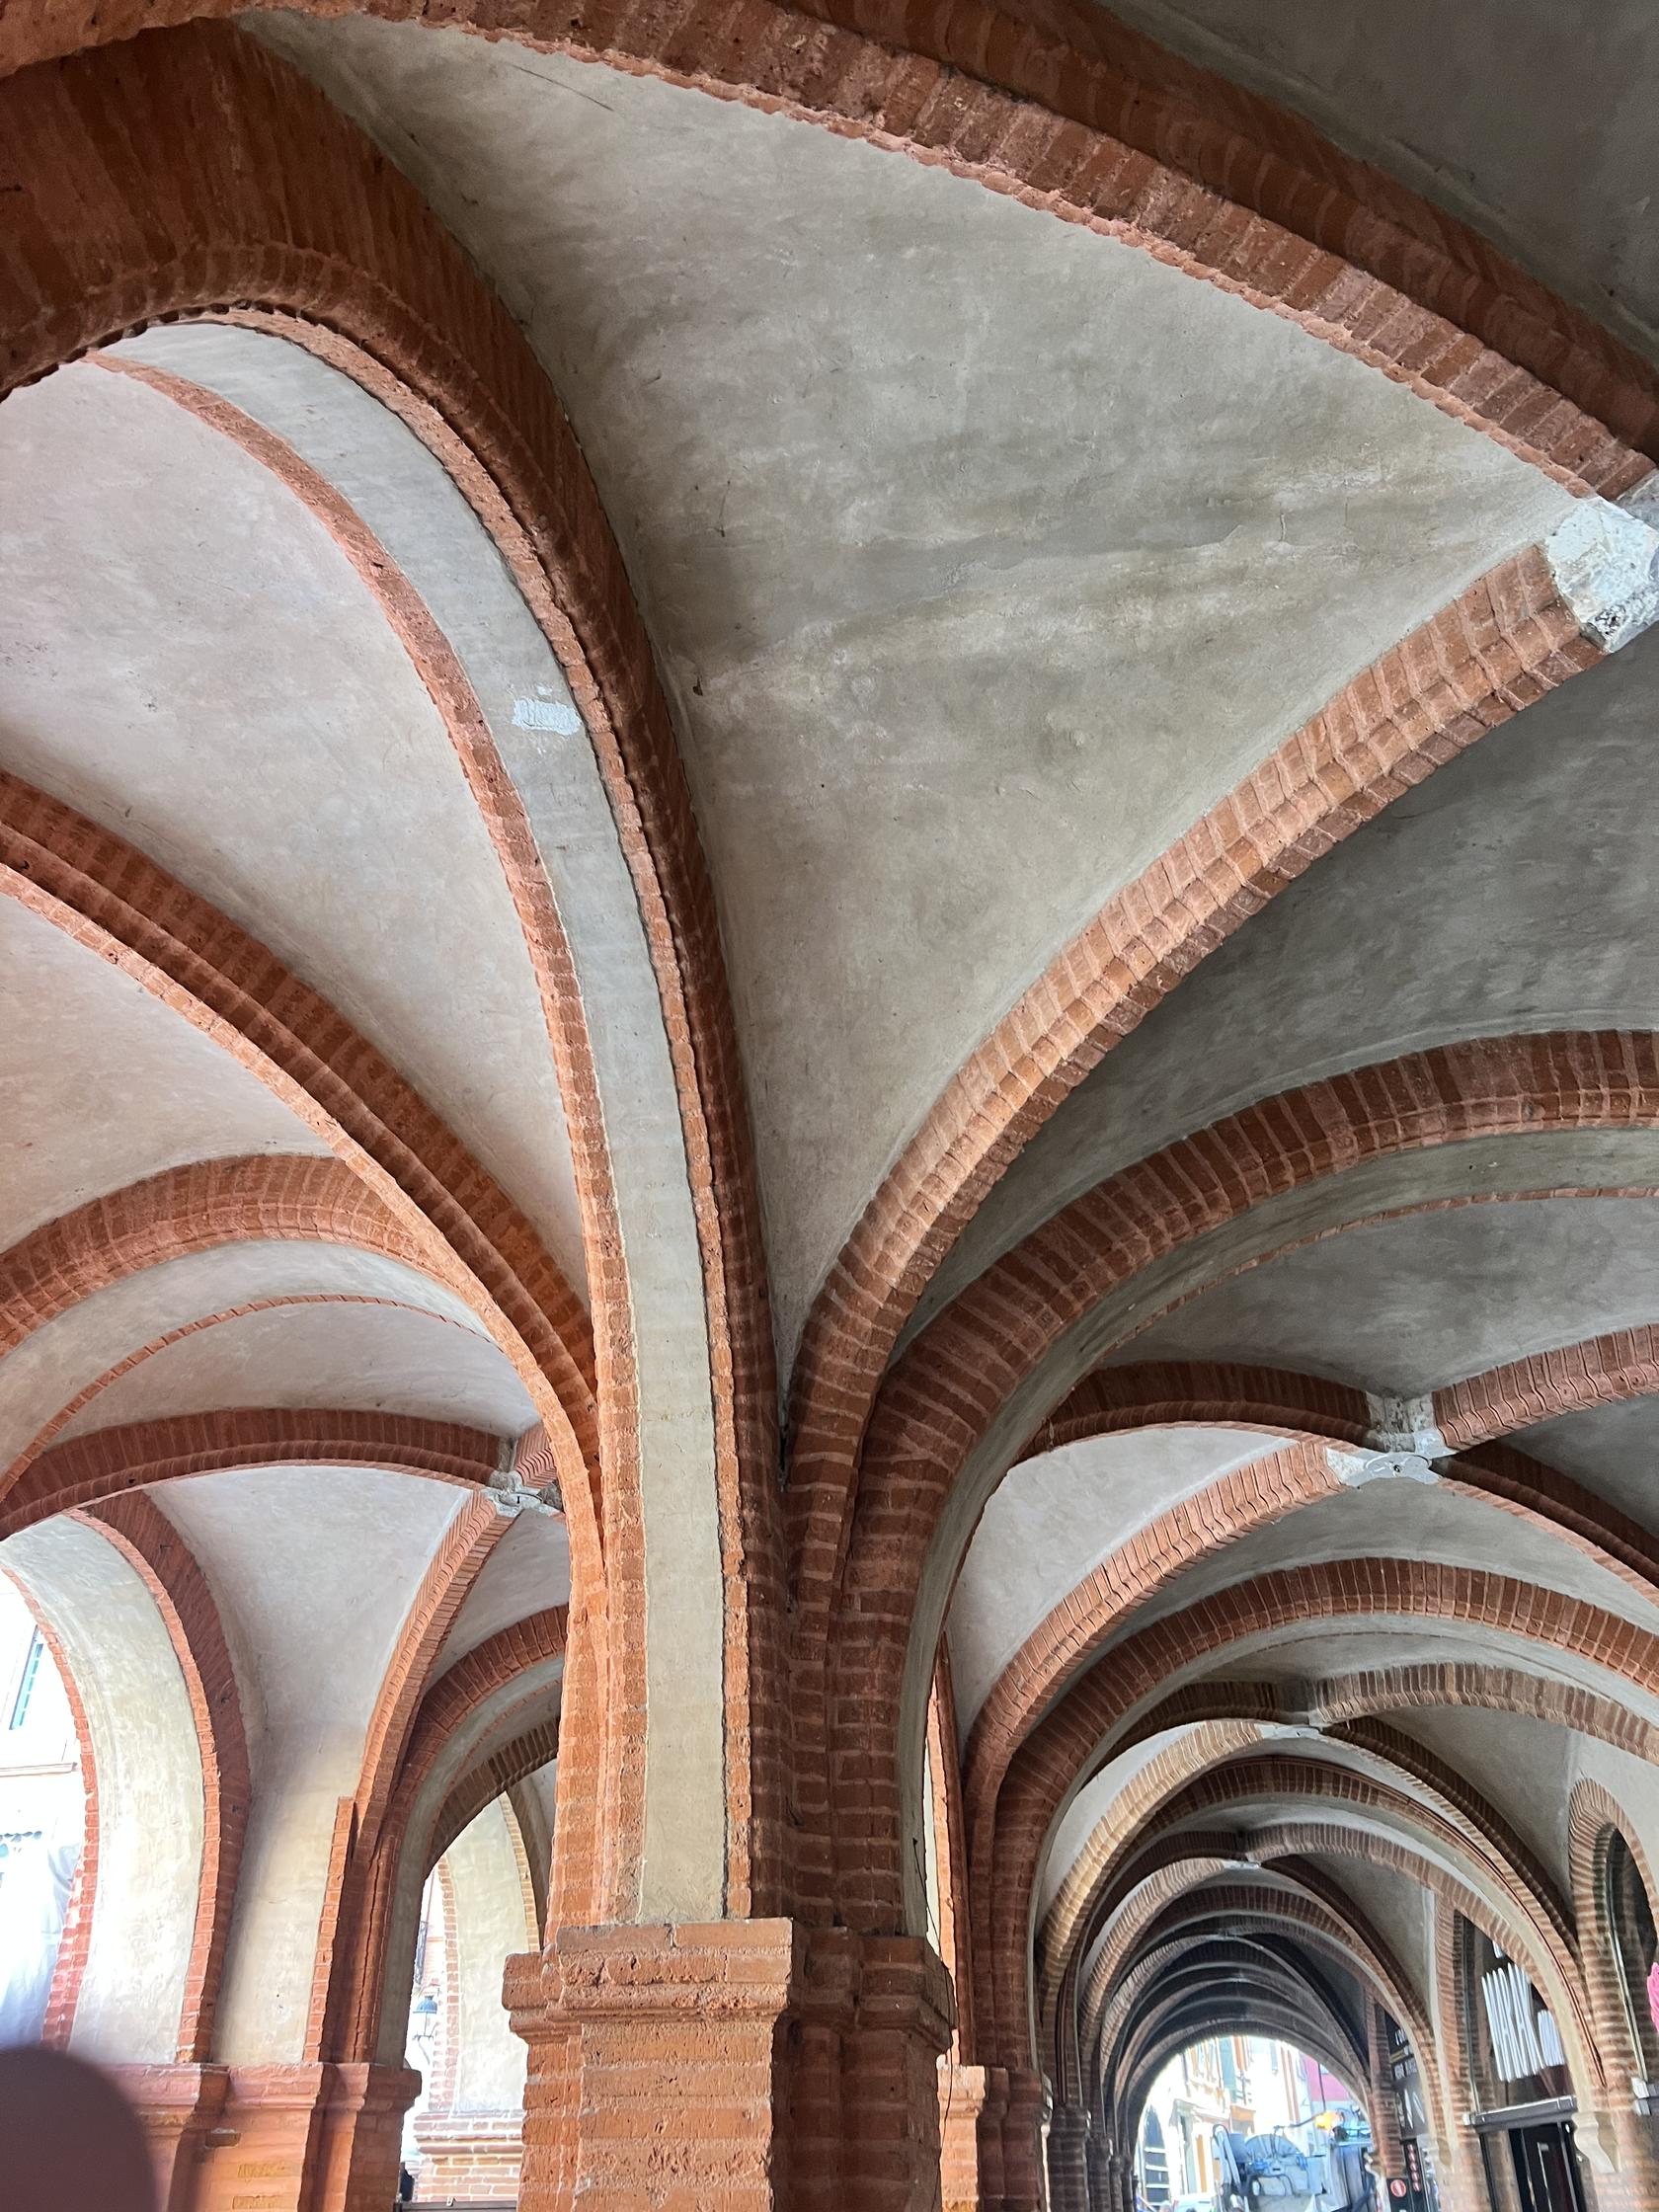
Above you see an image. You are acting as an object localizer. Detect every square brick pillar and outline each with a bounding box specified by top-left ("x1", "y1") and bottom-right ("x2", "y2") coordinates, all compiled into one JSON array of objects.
[
  {"x1": 1047, "y1": 2102, "x2": 1092, "y2": 2212},
  {"x1": 938, "y1": 2060, "x2": 993, "y2": 2211},
  {"x1": 507, "y1": 1919, "x2": 954, "y2": 2210},
  {"x1": 993, "y1": 2067, "x2": 1049, "y2": 2212}
]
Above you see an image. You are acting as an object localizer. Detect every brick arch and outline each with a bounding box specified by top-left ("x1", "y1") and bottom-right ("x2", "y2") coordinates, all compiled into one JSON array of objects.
[
  {"x1": 0, "y1": 1407, "x2": 507, "y2": 1538},
  {"x1": 430, "y1": 1720, "x2": 564, "y2": 1876},
  {"x1": 1438, "y1": 1324, "x2": 1659, "y2": 1450},
  {"x1": 1035, "y1": 1330, "x2": 1659, "y2": 1482},
  {"x1": 1075, "y1": 1757, "x2": 1591, "y2": 2078},
  {"x1": 1025, "y1": 1359, "x2": 1375, "y2": 1458},
  {"x1": 351, "y1": 1498, "x2": 524, "y2": 1867},
  {"x1": 76, "y1": 1492, "x2": 250, "y2": 2063},
  {"x1": 0, "y1": 12, "x2": 779, "y2": 1919},
  {"x1": 0, "y1": 1157, "x2": 428, "y2": 1356},
  {"x1": 1082, "y1": 1874, "x2": 1439, "y2": 2140},
  {"x1": 1104, "y1": 1929, "x2": 1368, "y2": 2110},
  {"x1": 1038, "y1": 1721, "x2": 1273, "y2": 2065},
  {"x1": 1, "y1": 769, "x2": 597, "y2": 1508},
  {"x1": 1077, "y1": 1822, "x2": 1561, "y2": 2100},
  {"x1": 316, "y1": 1609, "x2": 569, "y2": 2070},
  {"x1": 1118, "y1": 1993, "x2": 1368, "y2": 2152},
  {"x1": 832, "y1": 1028, "x2": 1659, "y2": 1933},
  {"x1": 1569, "y1": 1778, "x2": 1659, "y2": 2105},
  {"x1": 1083, "y1": 1824, "x2": 1607, "y2": 2152},
  {"x1": 5, "y1": 1294, "x2": 503, "y2": 1482},
  {"x1": 9, "y1": 0, "x2": 1659, "y2": 482},
  {"x1": 1093, "y1": 1933, "x2": 1377, "y2": 2126},
  {"x1": 985, "y1": 1558, "x2": 1659, "y2": 2067},
  {"x1": 967, "y1": 1437, "x2": 1659, "y2": 1887},
  {"x1": 1100, "y1": 1665, "x2": 1659, "y2": 1781},
  {"x1": 1038, "y1": 1718, "x2": 1573, "y2": 2079}
]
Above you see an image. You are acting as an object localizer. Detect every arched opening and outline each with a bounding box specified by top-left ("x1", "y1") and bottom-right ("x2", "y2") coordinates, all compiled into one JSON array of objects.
[
  {"x1": 1460, "y1": 1919, "x2": 1590, "y2": 2212},
  {"x1": 0, "y1": 1571, "x2": 84, "y2": 2044},
  {"x1": 1604, "y1": 1830, "x2": 1659, "y2": 2094},
  {"x1": 1137, "y1": 2036, "x2": 1372, "y2": 2211},
  {"x1": 400, "y1": 1787, "x2": 546, "y2": 2205}
]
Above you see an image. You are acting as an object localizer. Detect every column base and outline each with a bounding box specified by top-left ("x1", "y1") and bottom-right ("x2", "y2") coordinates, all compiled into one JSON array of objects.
[{"x1": 508, "y1": 1919, "x2": 954, "y2": 2212}]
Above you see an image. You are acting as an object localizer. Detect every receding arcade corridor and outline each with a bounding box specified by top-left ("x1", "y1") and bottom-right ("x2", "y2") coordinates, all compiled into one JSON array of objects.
[{"x1": 3, "y1": 4, "x2": 1659, "y2": 2209}]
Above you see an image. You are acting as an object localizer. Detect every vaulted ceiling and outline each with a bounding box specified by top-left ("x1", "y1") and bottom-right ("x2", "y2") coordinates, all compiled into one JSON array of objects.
[{"x1": 3, "y1": 0, "x2": 1659, "y2": 2158}]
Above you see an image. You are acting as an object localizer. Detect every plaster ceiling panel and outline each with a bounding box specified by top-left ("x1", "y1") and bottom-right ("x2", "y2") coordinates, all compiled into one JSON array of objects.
[
  {"x1": 948, "y1": 1426, "x2": 1291, "y2": 1728},
  {"x1": 1124, "y1": 1479, "x2": 1659, "y2": 1637},
  {"x1": 1110, "y1": 1198, "x2": 1659, "y2": 1399},
  {"x1": 1161, "y1": 1624, "x2": 1659, "y2": 1728},
  {"x1": 0, "y1": 1241, "x2": 490, "y2": 1471},
  {"x1": 1095, "y1": 0, "x2": 1659, "y2": 367},
  {"x1": 919, "y1": 631, "x2": 1659, "y2": 1329},
  {"x1": 54, "y1": 1299, "x2": 536, "y2": 1439},
  {"x1": 0, "y1": 362, "x2": 584, "y2": 1296},
  {"x1": 435, "y1": 1509, "x2": 573, "y2": 1670},
  {"x1": 1386, "y1": 1706, "x2": 1580, "y2": 1891},
  {"x1": 1040, "y1": 1726, "x2": 1229, "y2": 1916},
  {"x1": 1512, "y1": 1398, "x2": 1659, "y2": 1539},
  {"x1": 1294, "y1": 1852, "x2": 1433, "y2": 2007},
  {"x1": 0, "y1": 897, "x2": 327, "y2": 1250},
  {"x1": 250, "y1": 11, "x2": 1576, "y2": 1370},
  {"x1": 156, "y1": 1464, "x2": 463, "y2": 1765}
]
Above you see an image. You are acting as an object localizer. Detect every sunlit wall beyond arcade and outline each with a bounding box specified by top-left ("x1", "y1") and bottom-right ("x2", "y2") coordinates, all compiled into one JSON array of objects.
[{"x1": 9, "y1": 5, "x2": 1659, "y2": 2212}]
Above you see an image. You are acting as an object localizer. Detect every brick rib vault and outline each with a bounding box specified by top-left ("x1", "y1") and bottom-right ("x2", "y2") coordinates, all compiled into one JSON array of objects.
[{"x1": 4, "y1": 4, "x2": 1659, "y2": 2208}]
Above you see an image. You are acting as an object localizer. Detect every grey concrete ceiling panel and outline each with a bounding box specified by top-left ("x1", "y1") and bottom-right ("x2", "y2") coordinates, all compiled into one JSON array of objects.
[
  {"x1": 250, "y1": 10, "x2": 1576, "y2": 1371},
  {"x1": 948, "y1": 1426, "x2": 1290, "y2": 1729},
  {"x1": 0, "y1": 898, "x2": 328, "y2": 1250},
  {"x1": 1101, "y1": 0, "x2": 1659, "y2": 368},
  {"x1": 54, "y1": 1298, "x2": 537, "y2": 1438},
  {"x1": 1117, "y1": 1196, "x2": 1659, "y2": 1398},
  {"x1": 1516, "y1": 1397, "x2": 1659, "y2": 1537},
  {"x1": 0, "y1": 362, "x2": 585, "y2": 1293}
]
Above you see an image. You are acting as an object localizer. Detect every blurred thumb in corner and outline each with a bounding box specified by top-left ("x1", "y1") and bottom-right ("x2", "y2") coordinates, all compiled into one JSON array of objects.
[{"x1": 0, "y1": 2043, "x2": 156, "y2": 2211}]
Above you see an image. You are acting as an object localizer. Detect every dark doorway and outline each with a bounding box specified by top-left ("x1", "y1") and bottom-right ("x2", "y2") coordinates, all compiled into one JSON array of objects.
[{"x1": 1492, "y1": 2121, "x2": 1587, "y2": 2212}]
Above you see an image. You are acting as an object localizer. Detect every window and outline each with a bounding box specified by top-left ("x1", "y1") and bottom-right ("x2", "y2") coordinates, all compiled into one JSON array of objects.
[{"x1": 8, "y1": 1630, "x2": 42, "y2": 1730}]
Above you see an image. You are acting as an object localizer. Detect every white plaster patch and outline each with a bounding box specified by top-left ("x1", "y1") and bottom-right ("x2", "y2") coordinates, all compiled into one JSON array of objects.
[
  {"x1": 1543, "y1": 498, "x2": 1659, "y2": 652},
  {"x1": 511, "y1": 695, "x2": 584, "y2": 736},
  {"x1": 1324, "y1": 1447, "x2": 1440, "y2": 1487}
]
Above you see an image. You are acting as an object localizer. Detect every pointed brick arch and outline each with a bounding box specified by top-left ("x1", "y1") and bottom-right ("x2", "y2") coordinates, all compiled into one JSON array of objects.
[
  {"x1": 1085, "y1": 1873, "x2": 1438, "y2": 2140},
  {"x1": 1, "y1": 768, "x2": 597, "y2": 1496},
  {"x1": 0, "y1": 1409, "x2": 506, "y2": 1539},
  {"x1": 78, "y1": 1493, "x2": 250, "y2": 2063},
  {"x1": 829, "y1": 1029, "x2": 1659, "y2": 1934},
  {"x1": 1074, "y1": 1757, "x2": 1589, "y2": 2068},
  {"x1": 1038, "y1": 1720, "x2": 1573, "y2": 2096},
  {"x1": 984, "y1": 1558, "x2": 1659, "y2": 2066},
  {"x1": 0, "y1": 16, "x2": 781, "y2": 1926}
]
